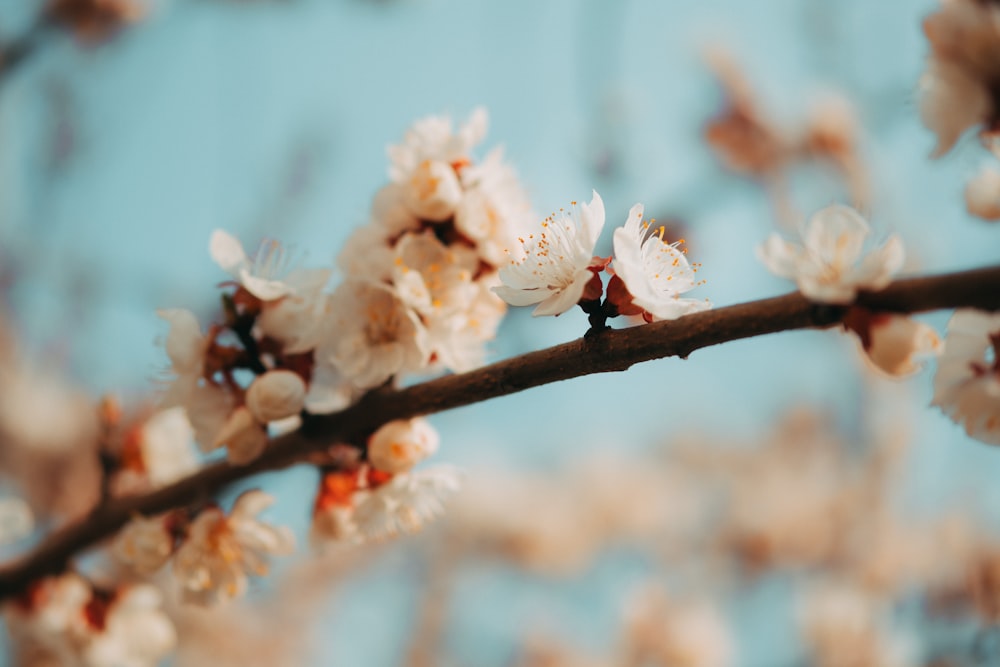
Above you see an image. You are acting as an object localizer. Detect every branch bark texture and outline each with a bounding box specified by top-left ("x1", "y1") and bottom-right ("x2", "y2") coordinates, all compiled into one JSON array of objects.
[{"x1": 1, "y1": 265, "x2": 998, "y2": 601}]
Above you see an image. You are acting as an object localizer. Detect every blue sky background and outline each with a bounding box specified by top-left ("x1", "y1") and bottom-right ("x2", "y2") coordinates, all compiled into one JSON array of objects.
[{"x1": 1, "y1": 0, "x2": 999, "y2": 665}]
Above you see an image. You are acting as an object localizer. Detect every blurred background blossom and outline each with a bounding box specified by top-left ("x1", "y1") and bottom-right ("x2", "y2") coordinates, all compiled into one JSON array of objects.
[{"x1": 1, "y1": 0, "x2": 1000, "y2": 665}]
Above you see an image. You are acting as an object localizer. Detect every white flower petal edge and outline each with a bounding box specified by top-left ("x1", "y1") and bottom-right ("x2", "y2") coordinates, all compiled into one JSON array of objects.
[
  {"x1": 933, "y1": 309, "x2": 1000, "y2": 445},
  {"x1": 209, "y1": 229, "x2": 296, "y2": 301},
  {"x1": 493, "y1": 190, "x2": 605, "y2": 317},
  {"x1": 757, "y1": 204, "x2": 904, "y2": 304},
  {"x1": 612, "y1": 203, "x2": 711, "y2": 321}
]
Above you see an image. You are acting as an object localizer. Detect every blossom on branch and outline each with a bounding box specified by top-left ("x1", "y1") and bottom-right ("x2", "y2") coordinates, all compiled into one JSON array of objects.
[
  {"x1": 757, "y1": 204, "x2": 903, "y2": 304},
  {"x1": 609, "y1": 203, "x2": 711, "y2": 321},
  {"x1": 172, "y1": 490, "x2": 294, "y2": 605},
  {"x1": 494, "y1": 191, "x2": 606, "y2": 316},
  {"x1": 6, "y1": 574, "x2": 176, "y2": 667},
  {"x1": 919, "y1": 0, "x2": 1000, "y2": 157},
  {"x1": 367, "y1": 418, "x2": 440, "y2": 474},
  {"x1": 320, "y1": 280, "x2": 429, "y2": 389},
  {"x1": 933, "y1": 309, "x2": 1000, "y2": 444}
]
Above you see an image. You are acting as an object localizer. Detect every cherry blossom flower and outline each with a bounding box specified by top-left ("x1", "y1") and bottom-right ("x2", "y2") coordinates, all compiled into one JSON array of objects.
[
  {"x1": 211, "y1": 406, "x2": 269, "y2": 465},
  {"x1": 933, "y1": 309, "x2": 1000, "y2": 444},
  {"x1": 919, "y1": 0, "x2": 1000, "y2": 157},
  {"x1": 338, "y1": 184, "x2": 421, "y2": 284},
  {"x1": 109, "y1": 407, "x2": 199, "y2": 496},
  {"x1": 843, "y1": 309, "x2": 942, "y2": 378},
  {"x1": 352, "y1": 465, "x2": 462, "y2": 541},
  {"x1": 610, "y1": 203, "x2": 711, "y2": 321},
  {"x1": 367, "y1": 418, "x2": 440, "y2": 474},
  {"x1": 391, "y1": 231, "x2": 480, "y2": 318},
  {"x1": 83, "y1": 585, "x2": 177, "y2": 667},
  {"x1": 425, "y1": 279, "x2": 507, "y2": 373},
  {"x1": 244, "y1": 370, "x2": 307, "y2": 423},
  {"x1": 210, "y1": 230, "x2": 301, "y2": 301},
  {"x1": 172, "y1": 490, "x2": 294, "y2": 605},
  {"x1": 6, "y1": 575, "x2": 176, "y2": 667},
  {"x1": 114, "y1": 514, "x2": 175, "y2": 575},
  {"x1": 311, "y1": 465, "x2": 461, "y2": 544},
  {"x1": 455, "y1": 148, "x2": 535, "y2": 266},
  {"x1": 157, "y1": 309, "x2": 235, "y2": 449},
  {"x1": 388, "y1": 107, "x2": 487, "y2": 181},
  {"x1": 494, "y1": 191, "x2": 606, "y2": 316},
  {"x1": 255, "y1": 269, "x2": 331, "y2": 354},
  {"x1": 321, "y1": 280, "x2": 429, "y2": 388},
  {"x1": 388, "y1": 108, "x2": 488, "y2": 222},
  {"x1": 757, "y1": 204, "x2": 904, "y2": 304}
]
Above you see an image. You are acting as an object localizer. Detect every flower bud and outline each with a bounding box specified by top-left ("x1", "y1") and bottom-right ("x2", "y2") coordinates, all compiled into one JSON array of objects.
[
  {"x1": 245, "y1": 370, "x2": 307, "y2": 423},
  {"x1": 402, "y1": 160, "x2": 463, "y2": 222},
  {"x1": 367, "y1": 418, "x2": 439, "y2": 473},
  {"x1": 213, "y1": 406, "x2": 268, "y2": 465},
  {"x1": 865, "y1": 315, "x2": 941, "y2": 377}
]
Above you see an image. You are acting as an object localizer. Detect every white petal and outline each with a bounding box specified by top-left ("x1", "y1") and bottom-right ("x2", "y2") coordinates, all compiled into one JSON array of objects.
[
  {"x1": 756, "y1": 235, "x2": 804, "y2": 280},
  {"x1": 209, "y1": 229, "x2": 250, "y2": 277},
  {"x1": 532, "y1": 270, "x2": 589, "y2": 317},
  {"x1": 803, "y1": 204, "x2": 870, "y2": 268}
]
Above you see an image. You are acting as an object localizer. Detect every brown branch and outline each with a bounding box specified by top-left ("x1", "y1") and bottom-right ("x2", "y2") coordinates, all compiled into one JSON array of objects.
[{"x1": 1, "y1": 264, "x2": 998, "y2": 601}]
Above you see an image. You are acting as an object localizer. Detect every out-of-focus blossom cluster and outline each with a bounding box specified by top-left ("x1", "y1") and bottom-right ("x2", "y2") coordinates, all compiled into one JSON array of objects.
[
  {"x1": 360, "y1": 410, "x2": 1000, "y2": 666},
  {"x1": 6, "y1": 573, "x2": 175, "y2": 667},
  {"x1": 919, "y1": 0, "x2": 1000, "y2": 221},
  {"x1": 704, "y1": 49, "x2": 870, "y2": 222}
]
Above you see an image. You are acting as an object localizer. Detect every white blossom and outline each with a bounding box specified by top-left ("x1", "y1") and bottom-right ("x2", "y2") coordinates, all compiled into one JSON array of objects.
[
  {"x1": 135, "y1": 407, "x2": 198, "y2": 489},
  {"x1": 82, "y1": 586, "x2": 177, "y2": 667},
  {"x1": 211, "y1": 406, "x2": 269, "y2": 465},
  {"x1": 919, "y1": 0, "x2": 1000, "y2": 157},
  {"x1": 114, "y1": 515, "x2": 174, "y2": 575},
  {"x1": 400, "y1": 158, "x2": 464, "y2": 221},
  {"x1": 612, "y1": 203, "x2": 711, "y2": 321},
  {"x1": 388, "y1": 107, "x2": 488, "y2": 181},
  {"x1": 322, "y1": 280, "x2": 429, "y2": 388},
  {"x1": 209, "y1": 230, "x2": 302, "y2": 301},
  {"x1": 391, "y1": 231, "x2": 480, "y2": 318},
  {"x1": 388, "y1": 108, "x2": 488, "y2": 222},
  {"x1": 493, "y1": 191, "x2": 605, "y2": 316},
  {"x1": 244, "y1": 370, "x2": 307, "y2": 423},
  {"x1": 933, "y1": 309, "x2": 1000, "y2": 444},
  {"x1": 860, "y1": 315, "x2": 941, "y2": 378},
  {"x1": 157, "y1": 309, "x2": 235, "y2": 450},
  {"x1": 425, "y1": 278, "x2": 507, "y2": 373},
  {"x1": 352, "y1": 465, "x2": 462, "y2": 541},
  {"x1": 757, "y1": 204, "x2": 904, "y2": 304},
  {"x1": 6, "y1": 575, "x2": 176, "y2": 667},
  {"x1": 367, "y1": 418, "x2": 440, "y2": 474},
  {"x1": 455, "y1": 148, "x2": 535, "y2": 266},
  {"x1": 338, "y1": 184, "x2": 421, "y2": 284},
  {"x1": 255, "y1": 269, "x2": 332, "y2": 354},
  {"x1": 172, "y1": 490, "x2": 294, "y2": 605}
]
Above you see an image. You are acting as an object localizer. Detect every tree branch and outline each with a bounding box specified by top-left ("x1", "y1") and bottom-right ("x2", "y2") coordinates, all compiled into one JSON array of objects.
[{"x1": 1, "y1": 264, "x2": 998, "y2": 601}]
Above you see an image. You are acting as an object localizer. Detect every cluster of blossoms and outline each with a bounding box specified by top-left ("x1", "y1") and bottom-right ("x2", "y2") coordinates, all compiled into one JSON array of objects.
[
  {"x1": 756, "y1": 203, "x2": 1000, "y2": 446},
  {"x1": 6, "y1": 574, "x2": 175, "y2": 667},
  {"x1": 99, "y1": 109, "x2": 538, "y2": 612},
  {"x1": 919, "y1": 0, "x2": 1000, "y2": 221},
  {"x1": 494, "y1": 190, "x2": 711, "y2": 324}
]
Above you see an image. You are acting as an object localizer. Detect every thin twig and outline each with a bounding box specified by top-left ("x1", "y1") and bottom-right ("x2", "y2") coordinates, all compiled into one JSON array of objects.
[{"x1": 0, "y1": 264, "x2": 998, "y2": 601}]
